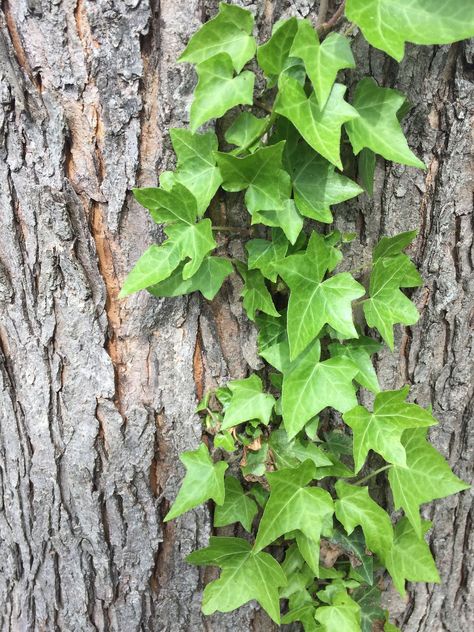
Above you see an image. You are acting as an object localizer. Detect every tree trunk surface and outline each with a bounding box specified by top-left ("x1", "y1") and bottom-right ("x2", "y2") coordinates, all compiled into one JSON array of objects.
[{"x1": 0, "y1": 1, "x2": 471, "y2": 631}]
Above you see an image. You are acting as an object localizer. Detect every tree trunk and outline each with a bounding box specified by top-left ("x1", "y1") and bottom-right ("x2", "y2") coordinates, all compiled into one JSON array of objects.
[{"x1": 0, "y1": 1, "x2": 471, "y2": 631}]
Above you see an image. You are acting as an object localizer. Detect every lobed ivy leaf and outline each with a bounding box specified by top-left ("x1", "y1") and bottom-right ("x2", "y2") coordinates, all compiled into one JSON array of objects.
[
  {"x1": 187, "y1": 536, "x2": 287, "y2": 623},
  {"x1": 282, "y1": 603, "x2": 321, "y2": 631},
  {"x1": 373, "y1": 229, "x2": 418, "y2": 260},
  {"x1": 343, "y1": 387, "x2": 437, "y2": 473},
  {"x1": 119, "y1": 241, "x2": 181, "y2": 297},
  {"x1": 331, "y1": 528, "x2": 374, "y2": 585},
  {"x1": 190, "y1": 53, "x2": 254, "y2": 132},
  {"x1": 253, "y1": 199, "x2": 304, "y2": 245},
  {"x1": 335, "y1": 481, "x2": 394, "y2": 564},
  {"x1": 388, "y1": 428, "x2": 469, "y2": 537},
  {"x1": 328, "y1": 337, "x2": 381, "y2": 394},
  {"x1": 169, "y1": 129, "x2": 222, "y2": 214},
  {"x1": 269, "y1": 428, "x2": 333, "y2": 470},
  {"x1": 276, "y1": 75, "x2": 358, "y2": 169},
  {"x1": 275, "y1": 231, "x2": 365, "y2": 360},
  {"x1": 291, "y1": 19, "x2": 355, "y2": 108},
  {"x1": 238, "y1": 266, "x2": 280, "y2": 321},
  {"x1": 345, "y1": 0, "x2": 474, "y2": 62},
  {"x1": 346, "y1": 78, "x2": 425, "y2": 168},
  {"x1": 246, "y1": 229, "x2": 289, "y2": 282},
  {"x1": 222, "y1": 374, "x2": 275, "y2": 430},
  {"x1": 133, "y1": 181, "x2": 198, "y2": 225},
  {"x1": 254, "y1": 460, "x2": 334, "y2": 562},
  {"x1": 315, "y1": 587, "x2": 361, "y2": 632},
  {"x1": 282, "y1": 340, "x2": 359, "y2": 439},
  {"x1": 385, "y1": 518, "x2": 440, "y2": 596},
  {"x1": 257, "y1": 17, "x2": 298, "y2": 77},
  {"x1": 217, "y1": 141, "x2": 291, "y2": 213},
  {"x1": 225, "y1": 112, "x2": 269, "y2": 151},
  {"x1": 148, "y1": 256, "x2": 233, "y2": 301},
  {"x1": 214, "y1": 476, "x2": 258, "y2": 532},
  {"x1": 165, "y1": 219, "x2": 216, "y2": 279},
  {"x1": 164, "y1": 443, "x2": 227, "y2": 521},
  {"x1": 288, "y1": 139, "x2": 363, "y2": 223},
  {"x1": 179, "y1": 2, "x2": 256, "y2": 72}
]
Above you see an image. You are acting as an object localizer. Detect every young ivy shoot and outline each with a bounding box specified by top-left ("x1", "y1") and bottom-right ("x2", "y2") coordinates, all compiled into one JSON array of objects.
[{"x1": 120, "y1": 2, "x2": 473, "y2": 630}]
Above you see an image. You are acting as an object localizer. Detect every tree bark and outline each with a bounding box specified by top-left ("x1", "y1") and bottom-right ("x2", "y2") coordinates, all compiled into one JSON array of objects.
[{"x1": 0, "y1": 1, "x2": 471, "y2": 631}]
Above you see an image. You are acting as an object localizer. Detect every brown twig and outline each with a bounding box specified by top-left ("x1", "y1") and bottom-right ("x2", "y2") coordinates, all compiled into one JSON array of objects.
[{"x1": 317, "y1": 0, "x2": 346, "y2": 38}]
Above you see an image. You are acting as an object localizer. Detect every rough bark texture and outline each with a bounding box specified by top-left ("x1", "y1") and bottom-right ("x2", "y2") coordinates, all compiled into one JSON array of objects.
[{"x1": 0, "y1": 1, "x2": 471, "y2": 631}]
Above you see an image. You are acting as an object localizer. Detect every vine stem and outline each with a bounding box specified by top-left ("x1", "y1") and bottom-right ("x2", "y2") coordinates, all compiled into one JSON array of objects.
[
  {"x1": 353, "y1": 464, "x2": 392, "y2": 486},
  {"x1": 212, "y1": 225, "x2": 251, "y2": 234},
  {"x1": 317, "y1": 1, "x2": 346, "y2": 37}
]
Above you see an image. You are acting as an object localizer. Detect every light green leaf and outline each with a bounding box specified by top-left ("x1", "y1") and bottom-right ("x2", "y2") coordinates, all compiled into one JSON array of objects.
[
  {"x1": 246, "y1": 229, "x2": 289, "y2": 281},
  {"x1": 385, "y1": 518, "x2": 440, "y2": 596},
  {"x1": 275, "y1": 232, "x2": 365, "y2": 359},
  {"x1": 133, "y1": 181, "x2": 198, "y2": 225},
  {"x1": 187, "y1": 536, "x2": 286, "y2": 623},
  {"x1": 291, "y1": 20, "x2": 355, "y2": 108},
  {"x1": 214, "y1": 476, "x2": 258, "y2": 532},
  {"x1": 276, "y1": 75, "x2": 358, "y2": 169},
  {"x1": 282, "y1": 603, "x2": 321, "y2": 631},
  {"x1": 170, "y1": 129, "x2": 222, "y2": 214},
  {"x1": 385, "y1": 620, "x2": 401, "y2": 632},
  {"x1": 282, "y1": 340, "x2": 358, "y2": 438},
  {"x1": 214, "y1": 431, "x2": 236, "y2": 452},
  {"x1": 388, "y1": 428, "x2": 469, "y2": 537},
  {"x1": 328, "y1": 337, "x2": 381, "y2": 393},
  {"x1": 269, "y1": 428, "x2": 333, "y2": 470},
  {"x1": 257, "y1": 17, "x2": 298, "y2": 76},
  {"x1": 217, "y1": 141, "x2": 291, "y2": 213},
  {"x1": 289, "y1": 140, "x2": 363, "y2": 223},
  {"x1": 346, "y1": 78, "x2": 425, "y2": 168},
  {"x1": 179, "y1": 2, "x2": 256, "y2": 72},
  {"x1": 190, "y1": 53, "x2": 255, "y2": 132},
  {"x1": 315, "y1": 588, "x2": 361, "y2": 632},
  {"x1": 345, "y1": 0, "x2": 474, "y2": 62},
  {"x1": 225, "y1": 112, "x2": 269, "y2": 150},
  {"x1": 119, "y1": 241, "x2": 181, "y2": 297},
  {"x1": 222, "y1": 374, "x2": 275, "y2": 430},
  {"x1": 165, "y1": 219, "x2": 216, "y2": 279},
  {"x1": 254, "y1": 460, "x2": 334, "y2": 559},
  {"x1": 239, "y1": 267, "x2": 280, "y2": 321},
  {"x1": 343, "y1": 387, "x2": 437, "y2": 473},
  {"x1": 164, "y1": 443, "x2": 228, "y2": 521},
  {"x1": 335, "y1": 481, "x2": 393, "y2": 563},
  {"x1": 148, "y1": 256, "x2": 233, "y2": 301},
  {"x1": 373, "y1": 229, "x2": 418, "y2": 261},
  {"x1": 253, "y1": 199, "x2": 304, "y2": 245}
]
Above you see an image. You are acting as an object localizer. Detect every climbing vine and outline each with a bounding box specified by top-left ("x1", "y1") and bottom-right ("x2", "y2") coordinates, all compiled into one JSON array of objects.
[{"x1": 120, "y1": 2, "x2": 473, "y2": 630}]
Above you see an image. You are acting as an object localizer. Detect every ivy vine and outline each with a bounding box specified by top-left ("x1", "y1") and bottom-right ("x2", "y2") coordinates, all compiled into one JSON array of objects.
[{"x1": 120, "y1": 2, "x2": 473, "y2": 630}]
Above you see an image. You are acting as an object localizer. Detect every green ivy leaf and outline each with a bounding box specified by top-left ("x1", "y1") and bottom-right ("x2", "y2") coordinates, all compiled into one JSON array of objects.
[
  {"x1": 242, "y1": 443, "x2": 269, "y2": 477},
  {"x1": 346, "y1": 78, "x2": 425, "y2": 168},
  {"x1": 179, "y1": 3, "x2": 256, "y2": 72},
  {"x1": 363, "y1": 245, "x2": 422, "y2": 349},
  {"x1": 276, "y1": 75, "x2": 358, "y2": 169},
  {"x1": 246, "y1": 229, "x2": 289, "y2": 282},
  {"x1": 217, "y1": 141, "x2": 291, "y2": 213},
  {"x1": 222, "y1": 374, "x2": 275, "y2": 430},
  {"x1": 282, "y1": 340, "x2": 358, "y2": 439},
  {"x1": 343, "y1": 387, "x2": 437, "y2": 473},
  {"x1": 170, "y1": 129, "x2": 222, "y2": 214},
  {"x1": 373, "y1": 229, "x2": 418, "y2": 260},
  {"x1": 214, "y1": 476, "x2": 258, "y2": 531},
  {"x1": 291, "y1": 19, "x2": 355, "y2": 108},
  {"x1": 225, "y1": 112, "x2": 269, "y2": 151},
  {"x1": 269, "y1": 428, "x2": 333, "y2": 470},
  {"x1": 328, "y1": 337, "x2": 381, "y2": 394},
  {"x1": 133, "y1": 181, "x2": 198, "y2": 225},
  {"x1": 148, "y1": 256, "x2": 233, "y2": 301},
  {"x1": 315, "y1": 588, "x2": 361, "y2": 632},
  {"x1": 257, "y1": 17, "x2": 298, "y2": 77},
  {"x1": 254, "y1": 460, "x2": 334, "y2": 560},
  {"x1": 214, "y1": 430, "x2": 236, "y2": 452},
  {"x1": 385, "y1": 518, "x2": 440, "y2": 596},
  {"x1": 165, "y1": 219, "x2": 216, "y2": 279},
  {"x1": 253, "y1": 199, "x2": 304, "y2": 245},
  {"x1": 275, "y1": 232, "x2": 365, "y2": 359},
  {"x1": 331, "y1": 528, "x2": 374, "y2": 585},
  {"x1": 238, "y1": 266, "x2": 280, "y2": 321},
  {"x1": 190, "y1": 53, "x2": 255, "y2": 132},
  {"x1": 119, "y1": 241, "x2": 181, "y2": 297},
  {"x1": 388, "y1": 428, "x2": 469, "y2": 537},
  {"x1": 164, "y1": 443, "x2": 227, "y2": 521},
  {"x1": 187, "y1": 536, "x2": 287, "y2": 623},
  {"x1": 345, "y1": 0, "x2": 474, "y2": 62},
  {"x1": 358, "y1": 148, "x2": 376, "y2": 195},
  {"x1": 353, "y1": 585, "x2": 385, "y2": 632},
  {"x1": 288, "y1": 139, "x2": 363, "y2": 223},
  {"x1": 335, "y1": 481, "x2": 393, "y2": 564}
]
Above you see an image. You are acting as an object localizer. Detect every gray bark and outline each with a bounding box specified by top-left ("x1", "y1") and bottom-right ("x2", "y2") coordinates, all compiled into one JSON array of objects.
[{"x1": 0, "y1": 1, "x2": 471, "y2": 631}]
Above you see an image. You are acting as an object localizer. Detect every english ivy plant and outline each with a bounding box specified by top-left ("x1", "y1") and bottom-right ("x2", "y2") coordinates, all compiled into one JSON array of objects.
[{"x1": 120, "y1": 2, "x2": 473, "y2": 629}]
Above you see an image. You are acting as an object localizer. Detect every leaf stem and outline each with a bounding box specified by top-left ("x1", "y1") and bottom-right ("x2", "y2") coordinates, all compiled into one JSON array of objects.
[
  {"x1": 353, "y1": 464, "x2": 392, "y2": 486},
  {"x1": 254, "y1": 100, "x2": 273, "y2": 114},
  {"x1": 317, "y1": 1, "x2": 346, "y2": 38},
  {"x1": 212, "y1": 225, "x2": 251, "y2": 234}
]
